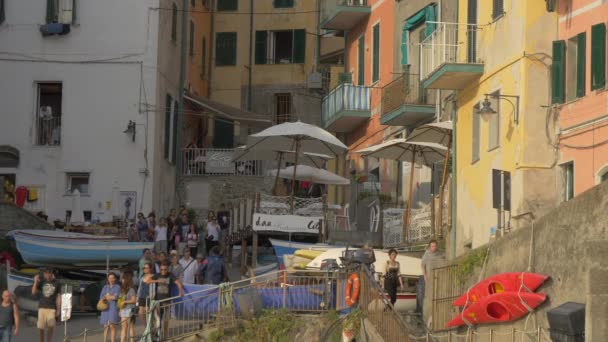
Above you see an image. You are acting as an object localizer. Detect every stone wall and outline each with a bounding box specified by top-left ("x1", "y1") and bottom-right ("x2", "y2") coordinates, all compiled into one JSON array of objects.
[
  {"x1": 428, "y1": 181, "x2": 608, "y2": 337},
  {"x1": 0, "y1": 203, "x2": 52, "y2": 236}
]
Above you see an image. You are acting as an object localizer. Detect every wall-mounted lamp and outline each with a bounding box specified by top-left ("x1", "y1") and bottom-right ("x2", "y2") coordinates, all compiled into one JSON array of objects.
[
  {"x1": 123, "y1": 120, "x2": 136, "y2": 142},
  {"x1": 478, "y1": 93, "x2": 520, "y2": 125}
]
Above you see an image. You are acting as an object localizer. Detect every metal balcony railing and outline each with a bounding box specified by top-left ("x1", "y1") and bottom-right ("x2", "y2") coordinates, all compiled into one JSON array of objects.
[
  {"x1": 36, "y1": 116, "x2": 61, "y2": 146},
  {"x1": 420, "y1": 22, "x2": 484, "y2": 81},
  {"x1": 182, "y1": 148, "x2": 268, "y2": 176},
  {"x1": 381, "y1": 74, "x2": 437, "y2": 116},
  {"x1": 321, "y1": 0, "x2": 369, "y2": 27},
  {"x1": 322, "y1": 83, "x2": 370, "y2": 127}
]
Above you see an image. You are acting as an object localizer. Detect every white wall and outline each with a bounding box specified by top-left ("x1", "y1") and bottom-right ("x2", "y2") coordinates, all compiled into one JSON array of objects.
[{"x1": 0, "y1": 0, "x2": 164, "y2": 221}]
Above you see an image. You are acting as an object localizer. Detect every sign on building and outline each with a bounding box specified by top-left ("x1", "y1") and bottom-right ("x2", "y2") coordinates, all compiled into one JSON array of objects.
[{"x1": 252, "y1": 213, "x2": 322, "y2": 234}]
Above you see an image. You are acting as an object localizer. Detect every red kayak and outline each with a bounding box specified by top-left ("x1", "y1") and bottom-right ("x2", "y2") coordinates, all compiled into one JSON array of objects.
[
  {"x1": 447, "y1": 292, "x2": 547, "y2": 327},
  {"x1": 453, "y1": 272, "x2": 549, "y2": 306}
]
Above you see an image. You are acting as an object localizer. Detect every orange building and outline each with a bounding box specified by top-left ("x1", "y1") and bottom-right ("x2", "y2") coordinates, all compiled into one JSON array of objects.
[{"x1": 554, "y1": 0, "x2": 608, "y2": 200}]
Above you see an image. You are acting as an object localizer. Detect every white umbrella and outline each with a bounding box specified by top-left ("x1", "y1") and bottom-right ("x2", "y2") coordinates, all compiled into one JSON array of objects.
[
  {"x1": 356, "y1": 139, "x2": 447, "y2": 238},
  {"x1": 407, "y1": 121, "x2": 453, "y2": 235},
  {"x1": 70, "y1": 189, "x2": 85, "y2": 226},
  {"x1": 240, "y1": 121, "x2": 348, "y2": 207},
  {"x1": 111, "y1": 182, "x2": 121, "y2": 218},
  {"x1": 267, "y1": 165, "x2": 350, "y2": 185}
]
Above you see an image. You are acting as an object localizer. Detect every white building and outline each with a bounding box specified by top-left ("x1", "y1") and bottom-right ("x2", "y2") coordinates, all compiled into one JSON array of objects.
[{"x1": 0, "y1": 0, "x2": 184, "y2": 222}]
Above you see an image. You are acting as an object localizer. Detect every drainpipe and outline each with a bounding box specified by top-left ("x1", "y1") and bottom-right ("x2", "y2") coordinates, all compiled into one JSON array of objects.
[
  {"x1": 175, "y1": 0, "x2": 188, "y2": 204},
  {"x1": 315, "y1": 0, "x2": 321, "y2": 68},
  {"x1": 208, "y1": 0, "x2": 215, "y2": 98},
  {"x1": 247, "y1": 0, "x2": 253, "y2": 111},
  {"x1": 450, "y1": 95, "x2": 457, "y2": 260}
]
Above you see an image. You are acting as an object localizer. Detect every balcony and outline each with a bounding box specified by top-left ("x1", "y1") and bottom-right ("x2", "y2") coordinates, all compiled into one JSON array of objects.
[
  {"x1": 380, "y1": 74, "x2": 437, "y2": 127},
  {"x1": 36, "y1": 116, "x2": 61, "y2": 146},
  {"x1": 322, "y1": 83, "x2": 371, "y2": 133},
  {"x1": 321, "y1": 0, "x2": 371, "y2": 31},
  {"x1": 182, "y1": 148, "x2": 268, "y2": 177},
  {"x1": 420, "y1": 22, "x2": 484, "y2": 90}
]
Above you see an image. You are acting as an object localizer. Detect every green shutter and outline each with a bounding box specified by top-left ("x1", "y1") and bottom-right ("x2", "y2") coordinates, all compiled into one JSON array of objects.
[
  {"x1": 171, "y1": 3, "x2": 177, "y2": 41},
  {"x1": 591, "y1": 23, "x2": 606, "y2": 90},
  {"x1": 216, "y1": 32, "x2": 237, "y2": 66},
  {"x1": 255, "y1": 31, "x2": 268, "y2": 64},
  {"x1": 218, "y1": 0, "x2": 237, "y2": 11},
  {"x1": 293, "y1": 29, "x2": 306, "y2": 63},
  {"x1": 172, "y1": 100, "x2": 179, "y2": 163},
  {"x1": 358, "y1": 35, "x2": 365, "y2": 85},
  {"x1": 274, "y1": 0, "x2": 294, "y2": 8},
  {"x1": 189, "y1": 21, "x2": 195, "y2": 56},
  {"x1": 164, "y1": 95, "x2": 172, "y2": 159},
  {"x1": 372, "y1": 24, "x2": 380, "y2": 82},
  {"x1": 46, "y1": 0, "x2": 56, "y2": 23},
  {"x1": 551, "y1": 40, "x2": 566, "y2": 104},
  {"x1": 576, "y1": 32, "x2": 586, "y2": 98},
  {"x1": 0, "y1": 0, "x2": 5, "y2": 25},
  {"x1": 201, "y1": 37, "x2": 207, "y2": 79}
]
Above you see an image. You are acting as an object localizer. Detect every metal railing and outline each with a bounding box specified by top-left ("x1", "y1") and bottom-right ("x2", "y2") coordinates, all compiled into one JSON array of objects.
[
  {"x1": 381, "y1": 74, "x2": 437, "y2": 117},
  {"x1": 36, "y1": 116, "x2": 61, "y2": 145},
  {"x1": 420, "y1": 22, "x2": 484, "y2": 81},
  {"x1": 322, "y1": 83, "x2": 371, "y2": 127},
  {"x1": 321, "y1": 0, "x2": 369, "y2": 24},
  {"x1": 140, "y1": 270, "x2": 344, "y2": 341},
  {"x1": 182, "y1": 148, "x2": 268, "y2": 176},
  {"x1": 383, "y1": 207, "x2": 433, "y2": 247}
]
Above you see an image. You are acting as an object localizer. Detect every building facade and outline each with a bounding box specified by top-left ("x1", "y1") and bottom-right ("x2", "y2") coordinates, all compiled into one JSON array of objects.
[
  {"x1": 0, "y1": 0, "x2": 181, "y2": 221},
  {"x1": 554, "y1": 0, "x2": 608, "y2": 201}
]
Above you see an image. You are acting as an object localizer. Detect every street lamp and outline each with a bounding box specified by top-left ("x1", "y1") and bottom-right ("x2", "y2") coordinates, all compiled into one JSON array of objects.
[{"x1": 478, "y1": 93, "x2": 520, "y2": 125}]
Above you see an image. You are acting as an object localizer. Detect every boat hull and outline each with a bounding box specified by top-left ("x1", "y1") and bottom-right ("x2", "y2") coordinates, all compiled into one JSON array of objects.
[
  {"x1": 269, "y1": 238, "x2": 330, "y2": 266},
  {"x1": 13, "y1": 231, "x2": 153, "y2": 266},
  {"x1": 447, "y1": 292, "x2": 547, "y2": 327},
  {"x1": 453, "y1": 272, "x2": 549, "y2": 306}
]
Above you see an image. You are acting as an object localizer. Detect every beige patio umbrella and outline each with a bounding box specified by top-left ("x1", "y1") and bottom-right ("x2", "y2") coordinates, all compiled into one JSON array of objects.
[
  {"x1": 407, "y1": 121, "x2": 453, "y2": 236},
  {"x1": 356, "y1": 139, "x2": 447, "y2": 240}
]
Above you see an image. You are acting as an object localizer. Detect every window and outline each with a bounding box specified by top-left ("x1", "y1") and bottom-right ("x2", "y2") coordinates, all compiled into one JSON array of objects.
[
  {"x1": 566, "y1": 33, "x2": 586, "y2": 101},
  {"x1": 488, "y1": 91, "x2": 500, "y2": 150},
  {"x1": 492, "y1": 0, "x2": 503, "y2": 20},
  {"x1": 591, "y1": 23, "x2": 606, "y2": 90},
  {"x1": 171, "y1": 3, "x2": 177, "y2": 42},
  {"x1": 164, "y1": 94, "x2": 173, "y2": 160},
  {"x1": 36, "y1": 83, "x2": 62, "y2": 146},
  {"x1": 552, "y1": 40, "x2": 566, "y2": 104},
  {"x1": 255, "y1": 29, "x2": 305, "y2": 64},
  {"x1": 562, "y1": 162, "x2": 574, "y2": 201},
  {"x1": 66, "y1": 173, "x2": 90, "y2": 195},
  {"x1": 172, "y1": 100, "x2": 179, "y2": 163},
  {"x1": 275, "y1": 93, "x2": 291, "y2": 124},
  {"x1": 217, "y1": 0, "x2": 237, "y2": 11},
  {"x1": 472, "y1": 104, "x2": 480, "y2": 163},
  {"x1": 216, "y1": 32, "x2": 237, "y2": 66},
  {"x1": 274, "y1": 0, "x2": 293, "y2": 8},
  {"x1": 46, "y1": 0, "x2": 75, "y2": 24},
  {"x1": 358, "y1": 35, "x2": 365, "y2": 85},
  {"x1": 201, "y1": 36, "x2": 207, "y2": 79},
  {"x1": 372, "y1": 23, "x2": 380, "y2": 83},
  {"x1": 189, "y1": 21, "x2": 195, "y2": 56}
]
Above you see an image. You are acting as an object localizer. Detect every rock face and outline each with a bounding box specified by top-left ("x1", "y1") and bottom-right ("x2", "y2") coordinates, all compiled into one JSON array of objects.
[{"x1": 0, "y1": 202, "x2": 52, "y2": 237}]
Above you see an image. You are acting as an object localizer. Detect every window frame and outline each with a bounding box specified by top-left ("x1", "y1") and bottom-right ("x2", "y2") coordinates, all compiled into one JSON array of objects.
[
  {"x1": 590, "y1": 23, "x2": 606, "y2": 91},
  {"x1": 66, "y1": 172, "x2": 90, "y2": 195},
  {"x1": 36, "y1": 82, "x2": 63, "y2": 146},
  {"x1": 215, "y1": 32, "x2": 237, "y2": 66},
  {"x1": 372, "y1": 22, "x2": 380, "y2": 83},
  {"x1": 275, "y1": 93, "x2": 292, "y2": 124},
  {"x1": 562, "y1": 161, "x2": 574, "y2": 201}
]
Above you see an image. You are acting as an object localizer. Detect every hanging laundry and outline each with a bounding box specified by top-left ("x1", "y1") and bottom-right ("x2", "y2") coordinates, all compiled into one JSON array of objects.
[
  {"x1": 15, "y1": 186, "x2": 28, "y2": 207},
  {"x1": 28, "y1": 187, "x2": 39, "y2": 201}
]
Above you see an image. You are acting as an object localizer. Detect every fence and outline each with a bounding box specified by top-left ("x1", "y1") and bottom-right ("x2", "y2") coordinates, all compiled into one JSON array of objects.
[
  {"x1": 139, "y1": 270, "x2": 345, "y2": 341},
  {"x1": 408, "y1": 328, "x2": 550, "y2": 341},
  {"x1": 420, "y1": 22, "x2": 484, "y2": 81},
  {"x1": 322, "y1": 83, "x2": 371, "y2": 126},
  {"x1": 431, "y1": 263, "x2": 463, "y2": 332},
  {"x1": 182, "y1": 148, "x2": 268, "y2": 176},
  {"x1": 36, "y1": 116, "x2": 61, "y2": 145},
  {"x1": 381, "y1": 73, "x2": 437, "y2": 116}
]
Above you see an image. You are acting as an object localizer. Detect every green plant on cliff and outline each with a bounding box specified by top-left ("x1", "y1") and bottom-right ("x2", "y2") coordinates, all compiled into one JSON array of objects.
[
  {"x1": 455, "y1": 248, "x2": 488, "y2": 286},
  {"x1": 342, "y1": 308, "x2": 365, "y2": 336},
  {"x1": 236, "y1": 309, "x2": 299, "y2": 342}
]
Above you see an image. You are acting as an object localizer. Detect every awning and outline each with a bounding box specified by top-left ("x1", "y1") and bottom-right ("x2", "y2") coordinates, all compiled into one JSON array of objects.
[
  {"x1": 0, "y1": 145, "x2": 19, "y2": 168},
  {"x1": 184, "y1": 94, "x2": 273, "y2": 127}
]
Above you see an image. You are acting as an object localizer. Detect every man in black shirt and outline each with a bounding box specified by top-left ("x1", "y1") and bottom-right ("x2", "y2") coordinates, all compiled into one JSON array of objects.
[
  {"x1": 146, "y1": 261, "x2": 183, "y2": 338},
  {"x1": 32, "y1": 268, "x2": 60, "y2": 342},
  {"x1": 216, "y1": 203, "x2": 230, "y2": 253}
]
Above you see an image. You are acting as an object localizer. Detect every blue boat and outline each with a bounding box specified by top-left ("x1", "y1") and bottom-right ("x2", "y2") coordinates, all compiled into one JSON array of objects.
[{"x1": 11, "y1": 230, "x2": 153, "y2": 266}]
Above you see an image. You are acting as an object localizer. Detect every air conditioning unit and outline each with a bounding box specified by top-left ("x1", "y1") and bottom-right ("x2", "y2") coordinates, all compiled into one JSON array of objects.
[
  {"x1": 40, "y1": 106, "x2": 53, "y2": 119},
  {"x1": 59, "y1": 0, "x2": 74, "y2": 24},
  {"x1": 307, "y1": 72, "x2": 323, "y2": 89}
]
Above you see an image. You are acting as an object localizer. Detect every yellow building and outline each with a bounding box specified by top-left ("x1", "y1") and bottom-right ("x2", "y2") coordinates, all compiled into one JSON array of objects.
[{"x1": 420, "y1": 1, "x2": 559, "y2": 256}]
